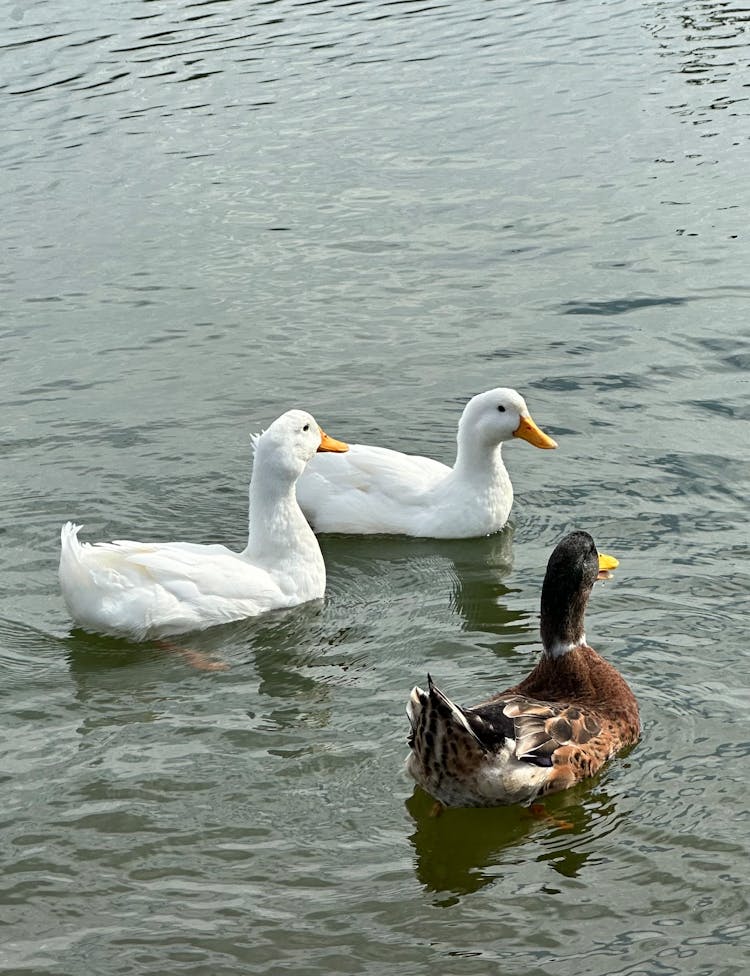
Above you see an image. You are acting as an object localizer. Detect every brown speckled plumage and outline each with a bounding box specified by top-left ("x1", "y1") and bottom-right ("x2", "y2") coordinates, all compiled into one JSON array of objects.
[{"x1": 406, "y1": 531, "x2": 640, "y2": 807}]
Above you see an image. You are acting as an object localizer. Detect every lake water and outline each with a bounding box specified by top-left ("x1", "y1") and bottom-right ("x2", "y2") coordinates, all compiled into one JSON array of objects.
[{"x1": 2, "y1": 0, "x2": 749, "y2": 973}]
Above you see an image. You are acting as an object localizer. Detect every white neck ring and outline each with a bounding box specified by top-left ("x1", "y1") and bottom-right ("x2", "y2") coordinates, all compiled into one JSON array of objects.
[{"x1": 545, "y1": 634, "x2": 586, "y2": 659}]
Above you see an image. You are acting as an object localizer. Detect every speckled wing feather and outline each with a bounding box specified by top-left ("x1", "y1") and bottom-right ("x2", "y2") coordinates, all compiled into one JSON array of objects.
[
  {"x1": 406, "y1": 677, "x2": 562, "y2": 806},
  {"x1": 469, "y1": 696, "x2": 602, "y2": 767}
]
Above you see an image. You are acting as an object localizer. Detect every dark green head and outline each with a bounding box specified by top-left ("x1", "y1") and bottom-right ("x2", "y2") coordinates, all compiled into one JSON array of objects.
[{"x1": 540, "y1": 531, "x2": 611, "y2": 656}]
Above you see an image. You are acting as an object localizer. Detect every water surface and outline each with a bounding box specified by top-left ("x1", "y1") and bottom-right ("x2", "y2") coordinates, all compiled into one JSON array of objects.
[{"x1": 1, "y1": 1, "x2": 749, "y2": 973}]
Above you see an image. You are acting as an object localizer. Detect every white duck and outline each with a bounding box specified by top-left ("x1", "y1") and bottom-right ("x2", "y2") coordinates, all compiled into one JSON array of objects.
[
  {"x1": 59, "y1": 410, "x2": 348, "y2": 641},
  {"x1": 296, "y1": 388, "x2": 557, "y2": 539}
]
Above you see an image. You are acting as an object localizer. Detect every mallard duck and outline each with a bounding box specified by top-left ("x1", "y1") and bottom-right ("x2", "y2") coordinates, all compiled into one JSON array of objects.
[
  {"x1": 59, "y1": 410, "x2": 348, "y2": 641},
  {"x1": 296, "y1": 388, "x2": 557, "y2": 539},
  {"x1": 406, "y1": 531, "x2": 639, "y2": 807}
]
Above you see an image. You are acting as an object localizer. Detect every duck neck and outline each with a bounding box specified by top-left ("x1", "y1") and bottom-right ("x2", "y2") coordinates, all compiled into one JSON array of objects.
[
  {"x1": 453, "y1": 437, "x2": 508, "y2": 487},
  {"x1": 242, "y1": 463, "x2": 321, "y2": 572},
  {"x1": 540, "y1": 579, "x2": 590, "y2": 659}
]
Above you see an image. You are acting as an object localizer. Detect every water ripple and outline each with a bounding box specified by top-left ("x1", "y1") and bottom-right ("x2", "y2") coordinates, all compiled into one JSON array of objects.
[{"x1": 2, "y1": 0, "x2": 750, "y2": 973}]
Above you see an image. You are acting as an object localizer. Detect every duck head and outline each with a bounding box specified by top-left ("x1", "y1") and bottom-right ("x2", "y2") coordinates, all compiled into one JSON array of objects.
[
  {"x1": 540, "y1": 531, "x2": 618, "y2": 657},
  {"x1": 457, "y1": 388, "x2": 558, "y2": 451},
  {"x1": 255, "y1": 409, "x2": 348, "y2": 481}
]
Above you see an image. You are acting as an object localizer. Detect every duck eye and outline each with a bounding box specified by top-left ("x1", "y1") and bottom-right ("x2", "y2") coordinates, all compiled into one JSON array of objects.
[
  {"x1": 497, "y1": 405, "x2": 506, "y2": 413},
  {"x1": 302, "y1": 423, "x2": 310, "y2": 432}
]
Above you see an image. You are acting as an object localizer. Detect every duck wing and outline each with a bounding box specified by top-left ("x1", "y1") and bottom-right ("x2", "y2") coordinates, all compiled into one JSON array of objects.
[
  {"x1": 406, "y1": 677, "x2": 570, "y2": 806},
  {"x1": 302, "y1": 444, "x2": 449, "y2": 497},
  {"x1": 101, "y1": 539, "x2": 284, "y2": 605},
  {"x1": 469, "y1": 695, "x2": 602, "y2": 766},
  {"x1": 297, "y1": 444, "x2": 451, "y2": 533},
  {"x1": 408, "y1": 678, "x2": 601, "y2": 768}
]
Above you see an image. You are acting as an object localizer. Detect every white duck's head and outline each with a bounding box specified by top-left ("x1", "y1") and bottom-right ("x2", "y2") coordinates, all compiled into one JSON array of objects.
[
  {"x1": 457, "y1": 388, "x2": 558, "y2": 451},
  {"x1": 254, "y1": 409, "x2": 348, "y2": 482}
]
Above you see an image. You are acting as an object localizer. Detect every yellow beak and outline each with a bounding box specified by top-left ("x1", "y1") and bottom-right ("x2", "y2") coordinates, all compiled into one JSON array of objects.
[
  {"x1": 513, "y1": 414, "x2": 558, "y2": 450},
  {"x1": 597, "y1": 552, "x2": 619, "y2": 580},
  {"x1": 318, "y1": 429, "x2": 349, "y2": 453}
]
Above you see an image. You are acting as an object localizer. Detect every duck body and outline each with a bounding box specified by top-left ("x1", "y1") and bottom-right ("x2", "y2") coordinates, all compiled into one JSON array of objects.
[
  {"x1": 59, "y1": 527, "x2": 317, "y2": 642},
  {"x1": 406, "y1": 532, "x2": 640, "y2": 807},
  {"x1": 296, "y1": 388, "x2": 556, "y2": 539},
  {"x1": 298, "y1": 443, "x2": 513, "y2": 538},
  {"x1": 59, "y1": 411, "x2": 348, "y2": 641}
]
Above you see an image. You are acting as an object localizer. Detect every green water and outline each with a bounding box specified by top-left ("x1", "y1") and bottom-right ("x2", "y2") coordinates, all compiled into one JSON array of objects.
[{"x1": 2, "y1": 1, "x2": 749, "y2": 973}]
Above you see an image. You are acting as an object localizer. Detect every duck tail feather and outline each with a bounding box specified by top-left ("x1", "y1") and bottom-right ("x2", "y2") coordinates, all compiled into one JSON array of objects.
[
  {"x1": 60, "y1": 521, "x2": 84, "y2": 560},
  {"x1": 250, "y1": 430, "x2": 264, "y2": 456},
  {"x1": 425, "y1": 675, "x2": 485, "y2": 747}
]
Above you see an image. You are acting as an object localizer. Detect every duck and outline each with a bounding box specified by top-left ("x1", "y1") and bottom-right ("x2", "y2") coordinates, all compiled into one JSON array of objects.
[
  {"x1": 406, "y1": 531, "x2": 640, "y2": 807},
  {"x1": 59, "y1": 410, "x2": 348, "y2": 641},
  {"x1": 296, "y1": 388, "x2": 557, "y2": 539}
]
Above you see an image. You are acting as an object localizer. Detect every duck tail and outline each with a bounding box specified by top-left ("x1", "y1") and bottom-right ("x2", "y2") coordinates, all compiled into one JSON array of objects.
[
  {"x1": 406, "y1": 675, "x2": 492, "y2": 803},
  {"x1": 407, "y1": 674, "x2": 485, "y2": 750},
  {"x1": 59, "y1": 521, "x2": 92, "y2": 596},
  {"x1": 60, "y1": 521, "x2": 84, "y2": 562},
  {"x1": 250, "y1": 430, "x2": 264, "y2": 457}
]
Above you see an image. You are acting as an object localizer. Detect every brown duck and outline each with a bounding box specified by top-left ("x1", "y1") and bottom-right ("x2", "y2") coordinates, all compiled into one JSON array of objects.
[{"x1": 406, "y1": 531, "x2": 640, "y2": 807}]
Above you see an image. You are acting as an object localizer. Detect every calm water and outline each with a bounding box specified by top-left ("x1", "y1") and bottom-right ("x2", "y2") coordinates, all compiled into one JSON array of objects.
[{"x1": 2, "y1": 0, "x2": 749, "y2": 973}]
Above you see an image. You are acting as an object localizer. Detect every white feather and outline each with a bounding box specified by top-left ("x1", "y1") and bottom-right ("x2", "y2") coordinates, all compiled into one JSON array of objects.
[
  {"x1": 296, "y1": 388, "x2": 556, "y2": 538},
  {"x1": 59, "y1": 410, "x2": 340, "y2": 641}
]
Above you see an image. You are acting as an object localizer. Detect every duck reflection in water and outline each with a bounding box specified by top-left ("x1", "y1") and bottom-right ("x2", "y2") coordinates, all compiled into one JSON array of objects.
[
  {"x1": 319, "y1": 525, "x2": 519, "y2": 636},
  {"x1": 443, "y1": 526, "x2": 523, "y2": 636},
  {"x1": 65, "y1": 599, "x2": 338, "y2": 697},
  {"x1": 405, "y1": 782, "x2": 620, "y2": 901}
]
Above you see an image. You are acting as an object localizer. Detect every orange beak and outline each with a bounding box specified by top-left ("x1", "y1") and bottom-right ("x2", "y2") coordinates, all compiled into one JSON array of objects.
[
  {"x1": 597, "y1": 552, "x2": 619, "y2": 580},
  {"x1": 318, "y1": 429, "x2": 349, "y2": 453},
  {"x1": 513, "y1": 413, "x2": 558, "y2": 449}
]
